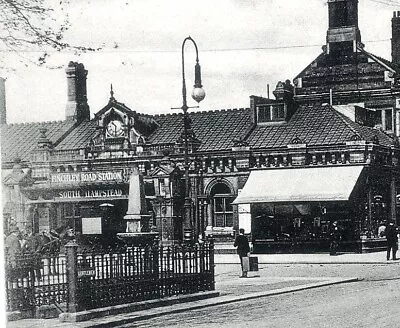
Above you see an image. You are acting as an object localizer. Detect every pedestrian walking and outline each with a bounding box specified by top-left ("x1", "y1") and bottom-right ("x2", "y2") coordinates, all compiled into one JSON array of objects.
[
  {"x1": 234, "y1": 228, "x2": 250, "y2": 278},
  {"x1": 329, "y1": 221, "x2": 341, "y2": 256},
  {"x1": 385, "y1": 220, "x2": 398, "y2": 261}
]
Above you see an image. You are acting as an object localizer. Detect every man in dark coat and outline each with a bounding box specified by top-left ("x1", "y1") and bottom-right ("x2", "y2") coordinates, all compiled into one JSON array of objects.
[
  {"x1": 234, "y1": 228, "x2": 250, "y2": 278},
  {"x1": 329, "y1": 221, "x2": 341, "y2": 256},
  {"x1": 385, "y1": 220, "x2": 398, "y2": 261}
]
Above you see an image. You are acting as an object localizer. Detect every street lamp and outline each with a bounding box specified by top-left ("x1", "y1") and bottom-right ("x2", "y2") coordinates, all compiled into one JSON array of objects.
[{"x1": 174, "y1": 36, "x2": 206, "y2": 243}]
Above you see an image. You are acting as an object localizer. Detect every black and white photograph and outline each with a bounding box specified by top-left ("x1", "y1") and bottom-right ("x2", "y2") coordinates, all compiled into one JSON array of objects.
[{"x1": 2, "y1": 0, "x2": 400, "y2": 327}]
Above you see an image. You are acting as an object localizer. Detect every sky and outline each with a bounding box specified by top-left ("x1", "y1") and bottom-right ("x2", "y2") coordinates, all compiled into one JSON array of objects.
[{"x1": 2, "y1": 0, "x2": 400, "y2": 123}]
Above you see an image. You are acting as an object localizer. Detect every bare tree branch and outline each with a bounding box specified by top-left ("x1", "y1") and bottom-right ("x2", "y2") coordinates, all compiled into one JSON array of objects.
[{"x1": 0, "y1": 0, "x2": 98, "y2": 69}]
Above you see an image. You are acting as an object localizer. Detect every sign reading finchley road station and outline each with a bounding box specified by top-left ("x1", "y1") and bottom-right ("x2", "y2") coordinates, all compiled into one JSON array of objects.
[{"x1": 51, "y1": 170, "x2": 125, "y2": 184}]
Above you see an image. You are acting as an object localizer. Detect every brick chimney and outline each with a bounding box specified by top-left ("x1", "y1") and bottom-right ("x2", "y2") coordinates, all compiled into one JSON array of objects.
[
  {"x1": 65, "y1": 61, "x2": 90, "y2": 123},
  {"x1": 326, "y1": 0, "x2": 361, "y2": 56},
  {"x1": 0, "y1": 77, "x2": 6, "y2": 125},
  {"x1": 392, "y1": 11, "x2": 400, "y2": 69}
]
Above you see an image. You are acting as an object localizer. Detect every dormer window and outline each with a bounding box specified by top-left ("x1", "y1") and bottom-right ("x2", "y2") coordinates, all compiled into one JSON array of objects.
[{"x1": 257, "y1": 104, "x2": 285, "y2": 123}]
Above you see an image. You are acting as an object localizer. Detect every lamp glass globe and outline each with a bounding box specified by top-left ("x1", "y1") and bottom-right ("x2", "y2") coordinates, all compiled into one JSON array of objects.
[{"x1": 192, "y1": 87, "x2": 206, "y2": 103}]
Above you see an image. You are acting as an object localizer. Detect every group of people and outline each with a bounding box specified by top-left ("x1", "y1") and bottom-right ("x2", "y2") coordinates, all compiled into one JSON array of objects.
[{"x1": 4, "y1": 226, "x2": 74, "y2": 280}]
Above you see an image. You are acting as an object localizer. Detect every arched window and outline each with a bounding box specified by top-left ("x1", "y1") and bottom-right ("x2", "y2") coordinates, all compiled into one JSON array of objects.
[{"x1": 210, "y1": 182, "x2": 234, "y2": 228}]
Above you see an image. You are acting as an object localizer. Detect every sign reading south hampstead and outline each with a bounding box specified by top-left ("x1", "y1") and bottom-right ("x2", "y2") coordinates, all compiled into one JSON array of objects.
[
  {"x1": 51, "y1": 171, "x2": 124, "y2": 184},
  {"x1": 56, "y1": 189, "x2": 125, "y2": 199}
]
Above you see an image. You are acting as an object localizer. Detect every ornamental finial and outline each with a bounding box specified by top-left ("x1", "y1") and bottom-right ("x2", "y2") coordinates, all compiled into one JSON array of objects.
[{"x1": 109, "y1": 84, "x2": 115, "y2": 102}]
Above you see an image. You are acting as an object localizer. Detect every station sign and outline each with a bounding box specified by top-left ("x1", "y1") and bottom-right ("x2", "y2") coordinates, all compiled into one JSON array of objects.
[
  {"x1": 51, "y1": 170, "x2": 126, "y2": 184},
  {"x1": 56, "y1": 188, "x2": 125, "y2": 200}
]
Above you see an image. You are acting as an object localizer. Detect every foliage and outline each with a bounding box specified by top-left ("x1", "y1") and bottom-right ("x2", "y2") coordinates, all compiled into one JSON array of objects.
[{"x1": 0, "y1": 0, "x2": 96, "y2": 68}]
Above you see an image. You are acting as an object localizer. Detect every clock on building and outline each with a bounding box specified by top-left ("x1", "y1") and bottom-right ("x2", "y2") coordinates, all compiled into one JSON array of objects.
[{"x1": 106, "y1": 119, "x2": 124, "y2": 137}]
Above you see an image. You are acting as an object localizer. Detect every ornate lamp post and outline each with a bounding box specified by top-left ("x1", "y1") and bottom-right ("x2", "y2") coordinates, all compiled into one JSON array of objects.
[{"x1": 173, "y1": 36, "x2": 205, "y2": 242}]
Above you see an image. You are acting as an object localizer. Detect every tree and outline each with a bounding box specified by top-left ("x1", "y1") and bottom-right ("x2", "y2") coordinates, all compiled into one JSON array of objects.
[{"x1": 0, "y1": 0, "x2": 96, "y2": 68}]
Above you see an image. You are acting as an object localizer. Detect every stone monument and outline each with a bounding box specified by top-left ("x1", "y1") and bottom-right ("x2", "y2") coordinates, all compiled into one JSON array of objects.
[{"x1": 117, "y1": 166, "x2": 158, "y2": 245}]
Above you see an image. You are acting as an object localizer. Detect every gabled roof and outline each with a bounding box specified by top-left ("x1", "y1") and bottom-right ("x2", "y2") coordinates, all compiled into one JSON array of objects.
[
  {"x1": 245, "y1": 104, "x2": 394, "y2": 149},
  {"x1": 94, "y1": 99, "x2": 135, "y2": 118},
  {"x1": 148, "y1": 108, "x2": 253, "y2": 152},
  {"x1": 53, "y1": 108, "x2": 253, "y2": 152},
  {"x1": 94, "y1": 98, "x2": 158, "y2": 137},
  {"x1": 1, "y1": 120, "x2": 76, "y2": 163},
  {"x1": 1, "y1": 103, "x2": 394, "y2": 165},
  {"x1": 294, "y1": 47, "x2": 395, "y2": 90}
]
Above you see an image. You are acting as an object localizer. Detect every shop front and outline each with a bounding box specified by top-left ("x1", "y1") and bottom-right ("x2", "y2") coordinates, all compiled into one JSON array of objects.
[{"x1": 233, "y1": 165, "x2": 391, "y2": 253}]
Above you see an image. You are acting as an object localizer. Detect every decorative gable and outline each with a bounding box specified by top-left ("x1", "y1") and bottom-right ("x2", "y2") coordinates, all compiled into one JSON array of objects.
[{"x1": 87, "y1": 89, "x2": 158, "y2": 158}]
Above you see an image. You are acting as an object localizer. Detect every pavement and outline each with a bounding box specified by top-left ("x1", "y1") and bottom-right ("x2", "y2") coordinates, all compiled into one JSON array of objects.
[{"x1": 5, "y1": 251, "x2": 395, "y2": 328}]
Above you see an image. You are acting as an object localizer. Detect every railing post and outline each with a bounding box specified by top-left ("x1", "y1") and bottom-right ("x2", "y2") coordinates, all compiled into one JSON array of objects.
[
  {"x1": 152, "y1": 236, "x2": 160, "y2": 297},
  {"x1": 209, "y1": 238, "x2": 215, "y2": 290},
  {"x1": 65, "y1": 241, "x2": 78, "y2": 313}
]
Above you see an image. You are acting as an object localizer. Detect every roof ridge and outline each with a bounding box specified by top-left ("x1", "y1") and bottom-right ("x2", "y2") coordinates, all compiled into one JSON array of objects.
[
  {"x1": 358, "y1": 46, "x2": 395, "y2": 72},
  {"x1": 152, "y1": 107, "x2": 250, "y2": 118},
  {"x1": 5, "y1": 119, "x2": 68, "y2": 126}
]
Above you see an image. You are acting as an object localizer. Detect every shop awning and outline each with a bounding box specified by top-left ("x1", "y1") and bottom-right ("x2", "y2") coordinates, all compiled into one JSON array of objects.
[{"x1": 232, "y1": 165, "x2": 364, "y2": 204}]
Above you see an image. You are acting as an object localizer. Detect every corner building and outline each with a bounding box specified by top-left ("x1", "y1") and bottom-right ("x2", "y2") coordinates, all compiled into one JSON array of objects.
[{"x1": 2, "y1": 0, "x2": 400, "y2": 252}]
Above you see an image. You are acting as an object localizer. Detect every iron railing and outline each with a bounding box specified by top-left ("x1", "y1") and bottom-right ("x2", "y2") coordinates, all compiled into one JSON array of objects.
[
  {"x1": 5, "y1": 253, "x2": 67, "y2": 313},
  {"x1": 69, "y1": 239, "x2": 215, "y2": 311},
  {"x1": 5, "y1": 239, "x2": 215, "y2": 315}
]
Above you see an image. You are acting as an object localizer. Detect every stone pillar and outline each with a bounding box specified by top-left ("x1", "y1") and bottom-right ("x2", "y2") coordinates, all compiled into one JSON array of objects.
[{"x1": 65, "y1": 241, "x2": 78, "y2": 313}]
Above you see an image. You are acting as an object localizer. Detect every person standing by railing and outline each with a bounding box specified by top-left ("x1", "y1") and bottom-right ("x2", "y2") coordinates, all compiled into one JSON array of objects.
[
  {"x1": 24, "y1": 231, "x2": 44, "y2": 281},
  {"x1": 41, "y1": 230, "x2": 61, "y2": 275},
  {"x1": 5, "y1": 227, "x2": 22, "y2": 273}
]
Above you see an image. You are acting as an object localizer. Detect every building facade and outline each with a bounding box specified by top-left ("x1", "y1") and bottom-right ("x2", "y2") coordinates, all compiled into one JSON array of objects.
[{"x1": 2, "y1": 0, "x2": 400, "y2": 252}]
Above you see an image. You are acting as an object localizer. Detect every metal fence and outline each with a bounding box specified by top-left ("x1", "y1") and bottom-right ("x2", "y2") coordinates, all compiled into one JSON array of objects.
[
  {"x1": 5, "y1": 239, "x2": 215, "y2": 315},
  {"x1": 69, "y1": 239, "x2": 215, "y2": 311},
  {"x1": 5, "y1": 253, "x2": 67, "y2": 313}
]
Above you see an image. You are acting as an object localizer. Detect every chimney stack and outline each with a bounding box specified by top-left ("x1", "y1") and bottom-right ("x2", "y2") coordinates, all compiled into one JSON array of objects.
[
  {"x1": 65, "y1": 61, "x2": 90, "y2": 123},
  {"x1": 0, "y1": 77, "x2": 6, "y2": 125},
  {"x1": 392, "y1": 11, "x2": 400, "y2": 69}
]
